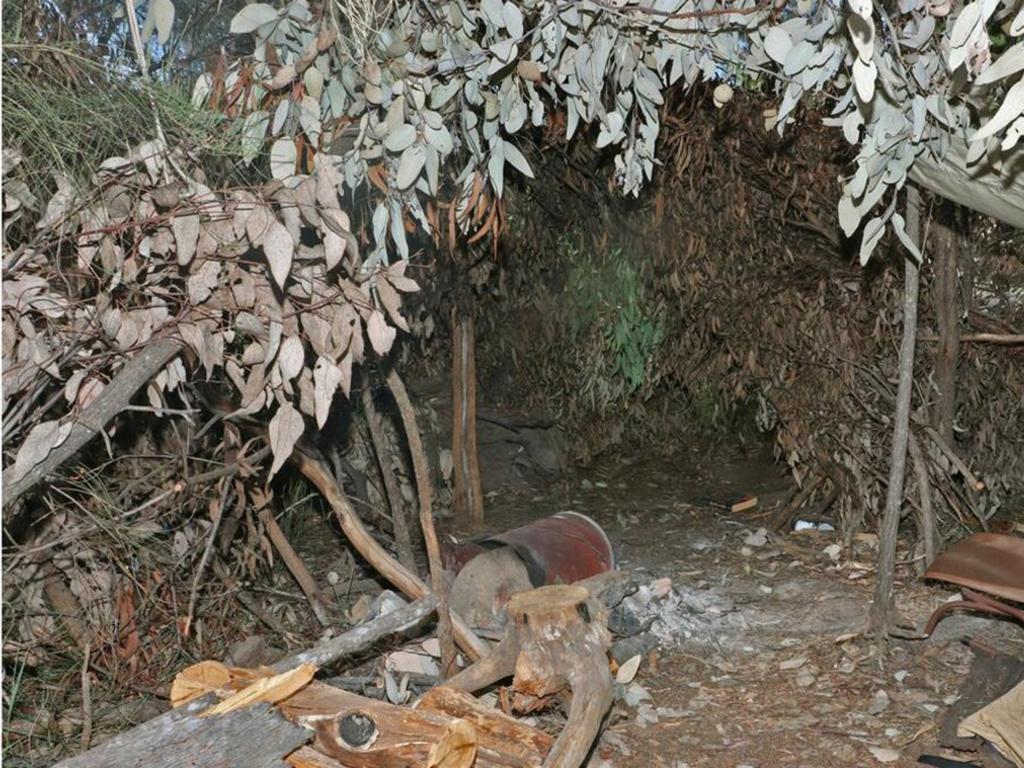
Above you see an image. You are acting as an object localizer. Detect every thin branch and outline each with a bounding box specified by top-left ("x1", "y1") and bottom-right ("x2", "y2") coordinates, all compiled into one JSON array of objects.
[
  {"x1": 385, "y1": 368, "x2": 458, "y2": 677},
  {"x1": 917, "y1": 333, "x2": 1024, "y2": 345}
]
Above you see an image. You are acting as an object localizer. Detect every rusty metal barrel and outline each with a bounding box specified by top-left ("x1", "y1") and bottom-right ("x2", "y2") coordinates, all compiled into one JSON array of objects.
[{"x1": 448, "y1": 512, "x2": 615, "y2": 587}]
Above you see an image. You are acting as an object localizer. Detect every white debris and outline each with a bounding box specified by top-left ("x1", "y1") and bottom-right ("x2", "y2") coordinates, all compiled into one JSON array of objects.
[
  {"x1": 779, "y1": 655, "x2": 808, "y2": 671},
  {"x1": 867, "y1": 746, "x2": 900, "y2": 763},
  {"x1": 616, "y1": 655, "x2": 642, "y2": 684},
  {"x1": 743, "y1": 527, "x2": 769, "y2": 547}
]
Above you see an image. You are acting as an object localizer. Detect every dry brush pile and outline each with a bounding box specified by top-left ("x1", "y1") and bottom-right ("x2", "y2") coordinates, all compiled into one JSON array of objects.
[{"x1": 477, "y1": 86, "x2": 1024, "y2": 548}]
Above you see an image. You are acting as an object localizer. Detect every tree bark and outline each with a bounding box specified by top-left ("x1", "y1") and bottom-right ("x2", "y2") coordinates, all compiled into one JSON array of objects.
[
  {"x1": 931, "y1": 218, "x2": 960, "y2": 445},
  {"x1": 3, "y1": 338, "x2": 183, "y2": 515},
  {"x1": 869, "y1": 186, "x2": 922, "y2": 634}
]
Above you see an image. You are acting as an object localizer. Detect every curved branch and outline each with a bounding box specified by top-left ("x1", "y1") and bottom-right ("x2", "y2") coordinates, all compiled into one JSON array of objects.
[{"x1": 3, "y1": 339, "x2": 183, "y2": 516}]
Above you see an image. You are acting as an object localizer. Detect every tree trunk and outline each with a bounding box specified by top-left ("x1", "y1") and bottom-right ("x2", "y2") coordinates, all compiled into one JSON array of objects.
[
  {"x1": 451, "y1": 309, "x2": 485, "y2": 528},
  {"x1": 931, "y1": 218, "x2": 960, "y2": 445},
  {"x1": 869, "y1": 186, "x2": 922, "y2": 634}
]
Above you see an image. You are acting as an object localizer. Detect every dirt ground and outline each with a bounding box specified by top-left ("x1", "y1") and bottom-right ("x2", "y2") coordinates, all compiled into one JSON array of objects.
[
  {"x1": 8, "y1": 441, "x2": 1021, "y2": 767},
  {"x1": 467, "y1": 444, "x2": 1024, "y2": 768}
]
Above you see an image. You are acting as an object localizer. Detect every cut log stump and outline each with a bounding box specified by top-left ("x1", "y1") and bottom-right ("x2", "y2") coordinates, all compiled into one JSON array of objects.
[{"x1": 444, "y1": 584, "x2": 614, "y2": 768}]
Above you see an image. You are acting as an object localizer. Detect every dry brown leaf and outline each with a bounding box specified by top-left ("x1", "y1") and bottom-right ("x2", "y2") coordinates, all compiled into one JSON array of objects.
[
  {"x1": 172, "y1": 213, "x2": 201, "y2": 267},
  {"x1": 268, "y1": 401, "x2": 304, "y2": 477},
  {"x1": 324, "y1": 230, "x2": 346, "y2": 271},
  {"x1": 187, "y1": 259, "x2": 222, "y2": 305},
  {"x1": 263, "y1": 220, "x2": 295, "y2": 289},
  {"x1": 267, "y1": 63, "x2": 298, "y2": 90},
  {"x1": 313, "y1": 356, "x2": 342, "y2": 428},
  {"x1": 366, "y1": 309, "x2": 396, "y2": 356},
  {"x1": 11, "y1": 420, "x2": 73, "y2": 482},
  {"x1": 337, "y1": 350, "x2": 353, "y2": 397},
  {"x1": 278, "y1": 335, "x2": 305, "y2": 382},
  {"x1": 426, "y1": 719, "x2": 477, "y2": 768},
  {"x1": 376, "y1": 277, "x2": 409, "y2": 331},
  {"x1": 202, "y1": 663, "x2": 316, "y2": 717},
  {"x1": 245, "y1": 203, "x2": 274, "y2": 246}
]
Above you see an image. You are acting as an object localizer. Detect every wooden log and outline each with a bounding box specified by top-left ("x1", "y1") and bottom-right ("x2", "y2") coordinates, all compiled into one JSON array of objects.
[
  {"x1": 51, "y1": 696, "x2": 309, "y2": 768},
  {"x1": 444, "y1": 584, "x2": 614, "y2": 768},
  {"x1": 415, "y1": 686, "x2": 553, "y2": 759},
  {"x1": 278, "y1": 682, "x2": 549, "y2": 768}
]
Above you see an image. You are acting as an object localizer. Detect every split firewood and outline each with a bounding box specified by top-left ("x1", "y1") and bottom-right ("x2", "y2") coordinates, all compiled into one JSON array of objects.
[
  {"x1": 51, "y1": 696, "x2": 308, "y2": 768},
  {"x1": 278, "y1": 681, "x2": 551, "y2": 767},
  {"x1": 443, "y1": 584, "x2": 614, "y2": 768}
]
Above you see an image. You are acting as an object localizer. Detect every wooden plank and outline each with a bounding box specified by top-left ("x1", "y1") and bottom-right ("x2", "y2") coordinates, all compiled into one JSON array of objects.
[{"x1": 52, "y1": 696, "x2": 309, "y2": 768}]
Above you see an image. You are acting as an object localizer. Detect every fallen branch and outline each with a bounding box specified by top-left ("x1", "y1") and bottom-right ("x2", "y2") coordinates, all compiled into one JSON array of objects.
[
  {"x1": 272, "y1": 595, "x2": 438, "y2": 672},
  {"x1": 292, "y1": 448, "x2": 489, "y2": 661},
  {"x1": 3, "y1": 338, "x2": 183, "y2": 514},
  {"x1": 917, "y1": 333, "x2": 1024, "y2": 345},
  {"x1": 258, "y1": 505, "x2": 331, "y2": 628},
  {"x1": 907, "y1": 433, "x2": 936, "y2": 573},
  {"x1": 361, "y1": 384, "x2": 417, "y2": 571},
  {"x1": 386, "y1": 368, "x2": 457, "y2": 677}
]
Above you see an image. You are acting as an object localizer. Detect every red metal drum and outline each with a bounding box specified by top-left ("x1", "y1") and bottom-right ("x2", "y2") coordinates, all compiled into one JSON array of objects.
[{"x1": 447, "y1": 512, "x2": 615, "y2": 587}]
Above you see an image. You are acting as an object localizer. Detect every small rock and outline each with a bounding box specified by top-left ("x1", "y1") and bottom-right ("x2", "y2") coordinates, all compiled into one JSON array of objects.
[
  {"x1": 656, "y1": 707, "x2": 692, "y2": 719},
  {"x1": 894, "y1": 669, "x2": 909, "y2": 684},
  {"x1": 759, "y1": 585, "x2": 773, "y2": 595},
  {"x1": 796, "y1": 670, "x2": 817, "y2": 687},
  {"x1": 867, "y1": 689, "x2": 890, "y2": 715},
  {"x1": 650, "y1": 577, "x2": 672, "y2": 598},
  {"x1": 635, "y1": 703, "x2": 659, "y2": 726},
  {"x1": 368, "y1": 589, "x2": 407, "y2": 619},
  {"x1": 386, "y1": 649, "x2": 439, "y2": 676},
  {"x1": 823, "y1": 543, "x2": 843, "y2": 562},
  {"x1": 622, "y1": 683, "x2": 653, "y2": 707},
  {"x1": 779, "y1": 655, "x2": 808, "y2": 671},
  {"x1": 837, "y1": 656, "x2": 857, "y2": 674}
]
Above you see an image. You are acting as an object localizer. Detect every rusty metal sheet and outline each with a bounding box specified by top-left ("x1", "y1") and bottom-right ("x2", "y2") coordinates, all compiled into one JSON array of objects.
[{"x1": 925, "y1": 533, "x2": 1024, "y2": 604}]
